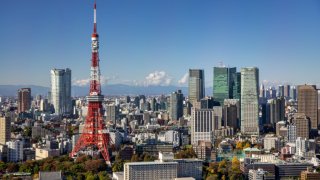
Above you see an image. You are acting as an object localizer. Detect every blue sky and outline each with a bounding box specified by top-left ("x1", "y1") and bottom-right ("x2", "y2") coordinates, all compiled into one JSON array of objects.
[{"x1": 1, "y1": 0, "x2": 320, "y2": 87}]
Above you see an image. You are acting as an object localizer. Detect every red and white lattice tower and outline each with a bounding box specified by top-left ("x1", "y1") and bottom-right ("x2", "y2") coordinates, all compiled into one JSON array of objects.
[{"x1": 70, "y1": 1, "x2": 110, "y2": 164}]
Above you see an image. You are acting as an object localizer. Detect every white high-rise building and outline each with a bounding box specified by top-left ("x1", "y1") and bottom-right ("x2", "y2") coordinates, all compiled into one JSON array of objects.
[
  {"x1": 249, "y1": 168, "x2": 267, "y2": 180},
  {"x1": 288, "y1": 124, "x2": 297, "y2": 143},
  {"x1": 241, "y1": 67, "x2": 259, "y2": 135},
  {"x1": 264, "y1": 136, "x2": 280, "y2": 151},
  {"x1": 6, "y1": 140, "x2": 23, "y2": 162},
  {"x1": 165, "y1": 130, "x2": 180, "y2": 147},
  {"x1": 296, "y1": 137, "x2": 308, "y2": 157},
  {"x1": 51, "y1": 68, "x2": 71, "y2": 115},
  {"x1": 191, "y1": 108, "x2": 222, "y2": 145},
  {"x1": 124, "y1": 161, "x2": 178, "y2": 180}
]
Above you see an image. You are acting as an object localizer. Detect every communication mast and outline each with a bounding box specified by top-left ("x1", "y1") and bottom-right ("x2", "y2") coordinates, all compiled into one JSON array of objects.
[{"x1": 70, "y1": 1, "x2": 111, "y2": 164}]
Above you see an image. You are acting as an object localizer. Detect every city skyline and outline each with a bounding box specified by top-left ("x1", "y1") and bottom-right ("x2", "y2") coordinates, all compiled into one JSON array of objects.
[
  {"x1": 1, "y1": 0, "x2": 320, "y2": 87},
  {"x1": 1, "y1": 1, "x2": 320, "y2": 179}
]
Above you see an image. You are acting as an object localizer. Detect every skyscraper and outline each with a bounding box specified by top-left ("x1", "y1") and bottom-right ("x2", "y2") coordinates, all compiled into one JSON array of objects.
[
  {"x1": 241, "y1": 67, "x2": 259, "y2": 135},
  {"x1": 278, "y1": 85, "x2": 284, "y2": 97},
  {"x1": 292, "y1": 113, "x2": 310, "y2": 140},
  {"x1": 266, "y1": 97, "x2": 285, "y2": 126},
  {"x1": 291, "y1": 86, "x2": 297, "y2": 100},
  {"x1": 213, "y1": 67, "x2": 237, "y2": 105},
  {"x1": 297, "y1": 85, "x2": 318, "y2": 130},
  {"x1": 188, "y1": 69, "x2": 205, "y2": 105},
  {"x1": 17, "y1": 88, "x2": 31, "y2": 113},
  {"x1": 50, "y1": 68, "x2": 72, "y2": 115},
  {"x1": 106, "y1": 104, "x2": 119, "y2": 124},
  {"x1": 259, "y1": 84, "x2": 265, "y2": 98},
  {"x1": 191, "y1": 108, "x2": 221, "y2": 145},
  {"x1": 6, "y1": 140, "x2": 24, "y2": 162},
  {"x1": 0, "y1": 114, "x2": 10, "y2": 144},
  {"x1": 224, "y1": 99, "x2": 240, "y2": 130},
  {"x1": 170, "y1": 90, "x2": 184, "y2": 120},
  {"x1": 284, "y1": 85, "x2": 290, "y2": 98},
  {"x1": 200, "y1": 97, "x2": 214, "y2": 109},
  {"x1": 233, "y1": 72, "x2": 241, "y2": 100}
]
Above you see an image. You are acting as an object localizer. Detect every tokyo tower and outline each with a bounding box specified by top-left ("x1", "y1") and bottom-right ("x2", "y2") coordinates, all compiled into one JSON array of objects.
[{"x1": 70, "y1": 1, "x2": 111, "y2": 164}]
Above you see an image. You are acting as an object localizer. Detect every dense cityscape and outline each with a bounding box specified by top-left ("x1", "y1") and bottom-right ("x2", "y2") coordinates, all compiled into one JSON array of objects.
[{"x1": 1, "y1": 1, "x2": 320, "y2": 180}]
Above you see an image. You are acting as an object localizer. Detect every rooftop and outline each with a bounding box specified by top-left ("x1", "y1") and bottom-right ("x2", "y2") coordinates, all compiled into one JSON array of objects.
[
  {"x1": 39, "y1": 171, "x2": 62, "y2": 180},
  {"x1": 125, "y1": 161, "x2": 178, "y2": 166}
]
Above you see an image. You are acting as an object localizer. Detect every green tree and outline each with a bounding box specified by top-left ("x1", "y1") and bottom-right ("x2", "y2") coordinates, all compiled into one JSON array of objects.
[
  {"x1": 218, "y1": 160, "x2": 227, "y2": 177},
  {"x1": 23, "y1": 126, "x2": 32, "y2": 137},
  {"x1": 86, "y1": 172, "x2": 99, "y2": 180},
  {"x1": 62, "y1": 161, "x2": 73, "y2": 170},
  {"x1": 270, "y1": 147, "x2": 276, "y2": 153},
  {"x1": 115, "y1": 154, "x2": 122, "y2": 161},
  {"x1": 70, "y1": 163, "x2": 85, "y2": 174},
  {"x1": 84, "y1": 159, "x2": 107, "y2": 173},
  {"x1": 19, "y1": 163, "x2": 33, "y2": 173},
  {"x1": 236, "y1": 142, "x2": 243, "y2": 149},
  {"x1": 143, "y1": 153, "x2": 156, "y2": 162},
  {"x1": 6, "y1": 163, "x2": 19, "y2": 173},
  {"x1": 206, "y1": 175, "x2": 218, "y2": 180},
  {"x1": 175, "y1": 147, "x2": 197, "y2": 159},
  {"x1": 221, "y1": 175, "x2": 226, "y2": 180},
  {"x1": 77, "y1": 174, "x2": 85, "y2": 180},
  {"x1": 98, "y1": 171, "x2": 110, "y2": 180},
  {"x1": 33, "y1": 164, "x2": 39, "y2": 174},
  {"x1": 76, "y1": 154, "x2": 91, "y2": 163},
  {"x1": 42, "y1": 162, "x2": 52, "y2": 171},
  {"x1": 229, "y1": 156, "x2": 243, "y2": 179},
  {"x1": 57, "y1": 155, "x2": 73, "y2": 162},
  {"x1": 231, "y1": 157, "x2": 240, "y2": 170},
  {"x1": 112, "y1": 160, "x2": 124, "y2": 172},
  {"x1": 243, "y1": 142, "x2": 251, "y2": 149},
  {"x1": 0, "y1": 161, "x2": 7, "y2": 172},
  {"x1": 130, "y1": 154, "x2": 139, "y2": 162}
]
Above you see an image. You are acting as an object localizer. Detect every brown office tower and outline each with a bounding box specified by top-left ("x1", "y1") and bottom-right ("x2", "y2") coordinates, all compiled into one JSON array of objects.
[
  {"x1": 292, "y1": 113, "x2": 310, "y2": 139},
  {"x1": 0, "y1": 114, "x2": 11, "y2": 144},
  {"x1": 298, "y1": 85, "x2": 318, "y2": 130},
  {"x1": 18, "y1": 88, "x2": 31, "y2": 113}
]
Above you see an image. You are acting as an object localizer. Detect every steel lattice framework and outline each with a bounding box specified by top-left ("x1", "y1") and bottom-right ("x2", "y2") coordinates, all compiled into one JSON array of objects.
[{"x1": 70, "y1": 1, "x2": 110, "y2": 164}]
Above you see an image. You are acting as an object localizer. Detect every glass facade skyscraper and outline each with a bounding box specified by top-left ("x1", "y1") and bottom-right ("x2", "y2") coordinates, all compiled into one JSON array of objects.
[
  {"x1": 188, "y1": 69, "x2": 205, "y2": 104},
  {"x1": 233, "y1": 72, "x2": 241, "y2": 100},
  {"x1": 213, "y1": 67, "x2": 239, "y2": 105},
  {"x1": 240, "y1": 67, "x2": 259, "y2": 135},
  {"x1": 51, "y1": 68, "x2": 72, "y2": 115},
  {"x1": 170, "y1": 90, "x2": 184, "y2": 120}
]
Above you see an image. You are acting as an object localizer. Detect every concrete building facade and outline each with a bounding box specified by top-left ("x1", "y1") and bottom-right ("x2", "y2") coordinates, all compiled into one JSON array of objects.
[
  {"x1": 241, "y1": 67, "x2": 259, "y2": 135},
  {"x1": 0, "y1": 115, "x2": 10, "y2": 145},
  {"x1": 51, "y1": 68, "x2": 72, "y2": 115},
  {"x1": 189, "y1": 69, "x2": 205, "y2": 105},
  {"x1": 297, "y1": 85, "x2": 318, "y2": 130},
  {"x1": 124, "y1": 161, "x2": 178, "y2": 180}
]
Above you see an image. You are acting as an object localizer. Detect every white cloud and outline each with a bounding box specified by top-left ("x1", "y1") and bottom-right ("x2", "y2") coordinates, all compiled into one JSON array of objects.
[
  {"x1": 73, "y1": 78, "x2": 90, "y2": 86},
  {"x1": 73, "y1": 75, "x2": 119, "y2": 86},
  {"x1": 101, "y1": 75, "x2": 119, "y2": 84},
  {"x1": 144, "y1": 71, "x2": 172, "y2": 86},
  {"x1": 178, "y1": 73, "x2": 188, "y2": 85}
]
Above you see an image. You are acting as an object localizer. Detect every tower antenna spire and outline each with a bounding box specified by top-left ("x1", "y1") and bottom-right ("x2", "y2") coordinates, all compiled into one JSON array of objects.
[
  {"x1": 70, "y1": 0, "x2": 111, "y2": 165},
  {"x1": 94, "y1": 0, "x2": 97, "y2": 33}
]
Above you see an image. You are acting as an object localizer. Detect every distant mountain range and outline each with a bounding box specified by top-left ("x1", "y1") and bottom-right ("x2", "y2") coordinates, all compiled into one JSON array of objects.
[{"x1": 0, "y1": 84, "x2": 213, "y2": 97}]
